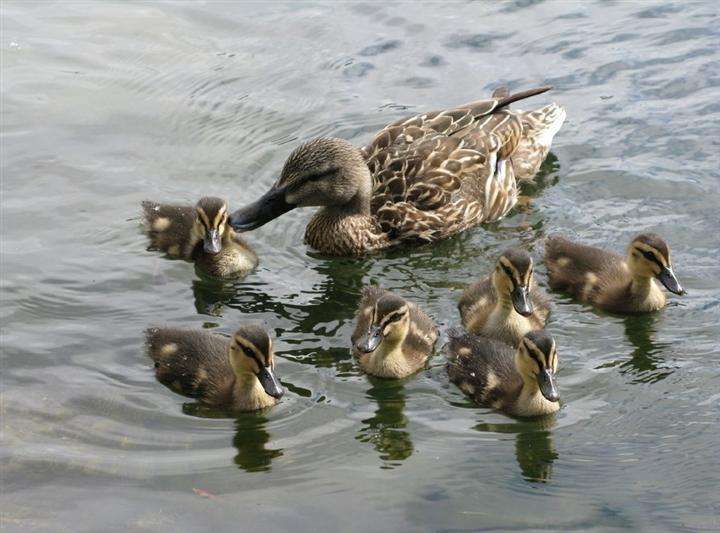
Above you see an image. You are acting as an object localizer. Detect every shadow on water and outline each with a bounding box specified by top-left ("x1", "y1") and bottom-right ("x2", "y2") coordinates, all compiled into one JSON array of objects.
[
  {"x1": 356, "y1": 376, "x2": 414, "y2": 469},
  {"x1": 474, "y1": 415, "x2": 558, "y2": 483},
  {"x1": 597, "y1": 313, "x2": 674, "y2": 383},
  {"x1": 182, "y1": 403, "x2": 283, "y2": 473}
]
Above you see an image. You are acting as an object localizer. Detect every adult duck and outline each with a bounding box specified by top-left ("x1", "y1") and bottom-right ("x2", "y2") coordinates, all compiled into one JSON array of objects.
[{"x1": 230, "y1": 87, "x2": 565, "y2": 256}]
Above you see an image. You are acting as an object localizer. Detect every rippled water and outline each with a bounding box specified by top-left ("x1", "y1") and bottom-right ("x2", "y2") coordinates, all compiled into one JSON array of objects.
[{"x1": 2, "y1": 1, "x2": 720, "y2": 531}]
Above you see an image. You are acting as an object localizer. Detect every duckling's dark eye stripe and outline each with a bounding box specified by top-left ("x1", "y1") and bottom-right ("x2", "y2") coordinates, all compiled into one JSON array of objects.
[
  {"x1": 638, "y1": 249, "x2": 664, "y2": 267},
  {"x1": 382, "y1": 311, "x2": 406, "y2": 325},
  {"x1": 500, "y1": 264, "x2": 517, "y2": 286}
]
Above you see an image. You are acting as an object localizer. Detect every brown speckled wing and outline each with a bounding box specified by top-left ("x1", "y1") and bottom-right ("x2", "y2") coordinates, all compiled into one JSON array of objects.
[
  {"x1": 405, "y1": 302, "x2": 438, "y2": 360},
  {"x1": 445, "y1": 329, "x2": 521, "y2": 407},
  {"x1": 458, "y1": 276, "x2": 496, "y2": 331},
  {"x1": 545, "y1": 236, "x2": 627, "y2": 299},
  {"x1": 141, "y1": 201, "x2": 197, "y2": 258},
  {"x1": 145, "y1": 327, "x2": 234, "y2": 405}
]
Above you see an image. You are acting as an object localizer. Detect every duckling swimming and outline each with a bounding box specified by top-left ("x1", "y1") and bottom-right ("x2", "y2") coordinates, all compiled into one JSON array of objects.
[
  {"x1": 230, "y1": 87, "x2": 565, "y2": 256},
  {"x1": 141, "y1": 196, "x2": 258, "y2": 278},
  {"x1": 458, "y1": 248, "x2": 550, "y2": 344},
  {"x1": 146, "y1": 324, "x2": 284, "y2": 412},
  {"x1": 545, "y1": 233, "x2": 684, "y2": 313},
  {"x1": 446, "y1": 329, "x2": 560, "y2": 417},
  {"x1": 351, "y1": 286, "x2": 438, "y2": 378}
]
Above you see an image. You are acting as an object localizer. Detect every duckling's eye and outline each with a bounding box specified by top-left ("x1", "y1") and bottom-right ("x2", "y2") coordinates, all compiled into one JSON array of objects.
[
  {"x1": 384, "y1": 311, "x2": 406, "y2": 324},
  {"x1": 241, "y1": 346, "x2": 255, "y2": 358},
  {"x1": 641, "y1": 250, "x2": 659, "y2": 263},
  {"x1": 501, "y1": 264, "x2": 514, "y2": 280}
]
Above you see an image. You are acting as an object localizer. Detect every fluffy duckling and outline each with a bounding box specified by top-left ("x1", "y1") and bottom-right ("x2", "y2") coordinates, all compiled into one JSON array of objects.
[
  {"x1": 446, "y1": 329, "x2": 560, "y2": 417},
  {"x1": 458, "y1": 248, "x2": 550, "y2": 344},
  {"x1": 351, "y1": 286, "x2": 438, "y2": 378},
  {"x1": 141, "y1": 196, "x2": 258, "y2": 278},
  {"x1": 545, "y1": 233, "x2": 684, "y2": 313},
  {"x1": 146, "y1": 324, "x2": 284, "y2": 412}
]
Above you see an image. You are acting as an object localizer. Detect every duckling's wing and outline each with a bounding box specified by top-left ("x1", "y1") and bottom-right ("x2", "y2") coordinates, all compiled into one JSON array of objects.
[
  {"x1": 141, "y1": 202, "x2": 196, "y2": 258},
  {"x1": 458, "y1": 276, "x2": 497, "y2": 331},
  {"x1": 350, "y1": 285, "x2": 388, "y2": 348},
  {"x1": 545, "y1": 236, "x2": 626, "y2": 295},
  {"x1": 146, "y1": 327, "x2": 234, "y2": 404},
  {"x1": 406, "y1": 302, "x2": 439, "y2": 353},
  {"x1": 530, "y1": 285, "x2": 552, "y2": 325},
  {"x1": 446, "y1": 330, "x2": 521, "y2": 404}
]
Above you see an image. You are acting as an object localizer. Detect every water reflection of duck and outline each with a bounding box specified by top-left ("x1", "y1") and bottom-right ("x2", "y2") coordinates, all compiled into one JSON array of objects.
[
  {"x1": 474, "y1": 416, "x2": 558, "y2": 483},
  {"x1": 146, "y1": 324, "x2": 284, "y2": 412},
  {"x1": 356, "y1": 377, "x2": 413, "y2": 467},
  {"x1": 231, "y1": 87, "x2": 565, "y2": 256}
]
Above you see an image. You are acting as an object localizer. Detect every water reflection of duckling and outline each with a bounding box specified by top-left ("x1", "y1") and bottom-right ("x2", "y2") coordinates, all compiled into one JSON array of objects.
[
  {"x1": 232, "y1": 413, "x2": 284, "y2": 472},
  {"x1": 141, "y1": 196, "x2": 258, "y2": 278},
  {"x1": 599, "y1": 313, "x2": 673, "y2": 383},
  {"x1": 475, "y1": 417, "x2": 558, "y2": 483},
  {"x1": 146, "y1": 324, "x2": 284, "y2": 412},
  {"x1": 351, "y1": 286, "x2": 438, "y2": 378},
  {"x1": 545, "y1": 233, "x2": 684, "y2": 313},
  {"x1": 458, "y1": 248, "x2": 550, "y2": 344},
  {"x1": 356, "y1": 377, "x2": 413, "y2": 466},
  {"x1": 447, "y1": 329, "x2": 560, "y2": 417}
]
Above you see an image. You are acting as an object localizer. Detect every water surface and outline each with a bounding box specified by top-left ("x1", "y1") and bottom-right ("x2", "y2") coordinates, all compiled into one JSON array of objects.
[{"x1": 2, "y1": 1, "x2": 720, "y2": 531}]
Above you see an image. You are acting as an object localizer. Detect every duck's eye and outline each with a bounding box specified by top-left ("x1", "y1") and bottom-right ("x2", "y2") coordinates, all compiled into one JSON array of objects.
[{"x1": 303, "y1": 168, "x2": 338, "y2": 183}]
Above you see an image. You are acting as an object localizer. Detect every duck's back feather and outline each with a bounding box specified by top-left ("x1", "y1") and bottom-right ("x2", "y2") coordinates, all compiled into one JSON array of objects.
[{"x1": 358, "y1": 88, "x2": 563, "y2": 245}]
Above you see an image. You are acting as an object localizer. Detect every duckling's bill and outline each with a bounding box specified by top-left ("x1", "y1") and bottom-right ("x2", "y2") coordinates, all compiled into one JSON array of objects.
[
  {"x1": 204, "y1": 228, "x2": 222, "y2": 254},
  {"x1": 657, "y1": 265, "x2": 685, "y2": 295},
  {"x1": 537, "y1": 368, "x2": 559, "y2": 403},
  {"x1": 356, "y1": 324, "x2": 383, "y2": 354},
  {"x1": 511, "y1": 285, "x2": 533, "y2": 316},
  {"x1": 257, "y1": 364, "x2": 284, "y2": 399}
]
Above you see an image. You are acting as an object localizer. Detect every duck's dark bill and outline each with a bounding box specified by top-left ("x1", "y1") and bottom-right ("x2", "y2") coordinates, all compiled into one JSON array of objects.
[
  {"x1": 537, "y1": 369, "x2": 559, "y2": 403},
  {"x1": 356, "y1": 325, "x2": 382, "y2": 354},
  {"x1": 257, "y1": 366, "x2": 284, "y2": 399},
  {"x1": 203, "y1": 229, "x2": 222, "y2": 254},
  {"x1": 657, "y1": 266, "x2": 685, "y2": 295},
  {"x1": 511, "y1": 286, "x2": 533, "y2": 317},
  {"x1": 229, "y1": 187, "x2": 295, "y2": 232}
]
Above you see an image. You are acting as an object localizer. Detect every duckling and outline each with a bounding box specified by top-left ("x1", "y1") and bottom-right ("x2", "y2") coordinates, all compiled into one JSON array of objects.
[
  {"x1": 446, "y1": 329, "x2": 560, "y2": 417},
  {"x1": 146, "y1": 324, "x2": 284, "y2": 412},
  {"x1": 351, "y1": 286, "x2": 438, "y2": 378},
  {"x1": 141, "y1": 196, "x2": 258, "y2": 278},
  {"x1": 458, "y1": 248, "x2": 550, "y2": 344},
  {"x1": 230, "y1": 87, "x2": 565, "y2": 256},
  {"x1": 545, "y1": 233, "x2": 685, "y2": 313}
]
